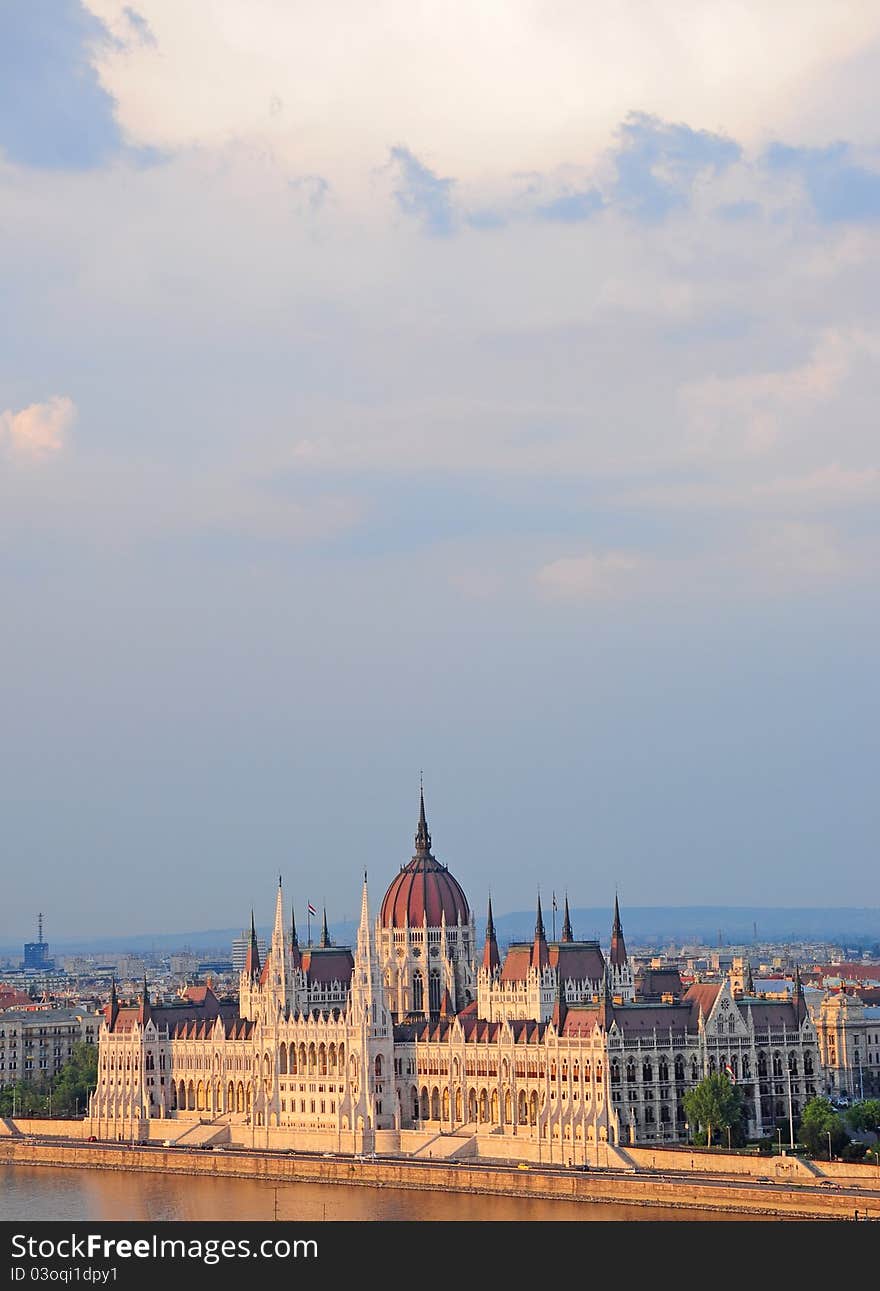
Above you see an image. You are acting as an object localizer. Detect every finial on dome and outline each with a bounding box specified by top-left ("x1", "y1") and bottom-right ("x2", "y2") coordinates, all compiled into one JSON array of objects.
[{"x1": 415, "y1": 779, "x2": 432, "y2": 853}]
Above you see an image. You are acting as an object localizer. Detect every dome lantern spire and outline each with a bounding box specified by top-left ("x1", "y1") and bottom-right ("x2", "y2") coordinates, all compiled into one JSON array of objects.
[{"x1": 415, "y1": 778, "x2": 432, "y2": 855}]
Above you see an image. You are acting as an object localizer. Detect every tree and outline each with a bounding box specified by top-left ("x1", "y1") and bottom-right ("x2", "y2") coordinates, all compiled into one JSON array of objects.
[
  {"x1": 682, "y1": 1073, "x2": 745, "y2": 1148},
  {"x1": 50, "y1": 1042, "x2": 99, "y2": 1116},
  {"x1": 0, "y1": 1080, "x2": 45, "y2": 1117},
  {"x1": 799, "y1": 1097, "x2": 849, "y2": 1158},
  {"x1": 846, "y1": 1099, "x2": 880, "y2": 1137}
]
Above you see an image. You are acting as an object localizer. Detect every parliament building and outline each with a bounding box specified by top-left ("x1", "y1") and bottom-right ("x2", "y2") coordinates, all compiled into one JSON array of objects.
[{"x1": 89, "y1": 794, "x2": 822, "y2": 1160}]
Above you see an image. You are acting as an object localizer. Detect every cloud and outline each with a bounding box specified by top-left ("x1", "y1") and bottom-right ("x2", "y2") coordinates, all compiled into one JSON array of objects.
[
  {"x1": 0, "y1": 396, "x2": 76, "y2": 461},
  {"x1": 0, "y1": 1, "x2": 124, "y2": 170},
  {"x1": 764, "y1": 141, "x2": 880, "y2": 222},
  {"x1": 679, "y1": 332, "x2": 851, "y2": 457},
  {"x1": 535, "y1": 550, "x2": 641, "y2": 600},
  {"x1": 612, "y1": 112, "x2": 741, "y2": 220},
  {"x1": 388, "y1": 146, "x2": 456, "y2": 236},
  {"x1": 535, "y1": 188, "x2": 604, "y2": 223},
  {"x1": 288, "y1": 174, "x2": 330, "y2": 215},
  {"x1": 754, "y1": 462, "x2": 880, "y2": 505},
  {"x1": 756, "y1": 521, "x2": 845, "y2": 581}
]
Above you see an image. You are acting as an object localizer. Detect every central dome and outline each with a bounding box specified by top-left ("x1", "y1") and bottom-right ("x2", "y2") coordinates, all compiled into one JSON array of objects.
[{"x1": 379, "y1": 792, "x2": 471, "y2": 929}]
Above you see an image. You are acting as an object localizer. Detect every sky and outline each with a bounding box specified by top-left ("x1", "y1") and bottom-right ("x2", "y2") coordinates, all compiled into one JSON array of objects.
[{"x1": 1, "y1": 1, "x2": 879, "y2": 941}]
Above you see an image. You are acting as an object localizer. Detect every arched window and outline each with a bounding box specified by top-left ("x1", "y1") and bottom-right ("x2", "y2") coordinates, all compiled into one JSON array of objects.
[
  {"x1": 742, "y1": 1054, "x2": 751, "y2": 1079},
  {"x1": 412, "y1": 972, "x2": 424, "y2": 1013},
  {"x1": 279, "y1": 1044, "x2": 287, "y2": 1075},
  {"x1": 374, "y1": 1055, "x2": 383, "y2": 1078},
  {"x1": 610, "y1": 1061, "x2": 620, "y2": 1085},
  {"x1": 429, "y1": 971, "x2": 442, "y2": 1014},
  {"x1": 658, "y1": 1058, "x2": 669, "y2": 1082},
  {"x1": 626, "y1": 1060, "x2": 636, "y2": 1083},
  {"x1": 772, "y1": 1052, "x2": 783, "y2": 1078},
  {"x1": 804, "y1": 1052, "x2": 813, "y2": 1075},
  {"x1": 674, "y1": 1056, "x2": 684, "y2": 1082},
  {"x1": 642, "y1": 1060, "x2": 653, "y2": 1083}
]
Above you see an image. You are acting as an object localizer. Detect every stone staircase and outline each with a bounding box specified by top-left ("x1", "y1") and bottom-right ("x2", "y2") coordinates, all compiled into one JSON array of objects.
[{"x1": 165, "y1": 1119, "x2": 231, "y2": 1148}]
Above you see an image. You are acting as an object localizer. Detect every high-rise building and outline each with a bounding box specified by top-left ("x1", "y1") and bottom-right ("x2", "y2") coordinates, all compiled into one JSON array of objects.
[{"x1": 23, "y1": 913, "x2": 54, "y2": 972}]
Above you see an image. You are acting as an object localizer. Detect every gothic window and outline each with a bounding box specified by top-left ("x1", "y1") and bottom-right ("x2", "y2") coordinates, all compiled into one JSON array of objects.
[
  {"x1": 804, "y1": 1053, "x2": 813, "y2": 1075},
  {"x1": 772, "y1": 1052, "x2": 783, "y2": 1077},
  {"x1": 788, "y1": 1051, "x2": 798, "y2": 1074},
  {"x1": 374, "y1": 1055, "x2": 383, "y2": 1078},
  {"x1": 610, "y1": 1062, "x2": 620, "y2": 1085},
  {"x1": 642, "y1": 1060, "x2": 653, "y2": 1083},
  {"x1": 758, "y1": 1052, "x2": 768, "y2": 1079},
  {"x1": 412, "y1": 972, "x2": 424, "y2": 1013},
  {"x1": 674, "y1": 1056, "x2": 684, "y2": 1082},
  {"x1": 691, "y1": 1058, "x2": 699, "y2": 1082},
  {"x1": 429, "y1": 971, "x2": 441, "y2": 1014},
  {"x1": 626, "y1": 1060, "x2": 636, "y2": 1083},
  {"x1": 658, "y1": 1058, "x2": 669, "y2": 1082}
]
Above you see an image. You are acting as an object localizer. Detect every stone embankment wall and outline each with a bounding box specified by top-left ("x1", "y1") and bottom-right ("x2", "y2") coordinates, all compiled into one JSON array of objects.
[{"x1": 0, "y1": 1137, "x2": 877, "y2": 1220}]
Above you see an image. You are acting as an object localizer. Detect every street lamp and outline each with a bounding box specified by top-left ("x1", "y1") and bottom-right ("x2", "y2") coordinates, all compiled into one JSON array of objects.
[
  {"x1": 776, "y1": 1125, "x2": 782, "y2": 1151},
  {"x1": 827, "y1": 1129, "x2": 833, "y2": 1163}
]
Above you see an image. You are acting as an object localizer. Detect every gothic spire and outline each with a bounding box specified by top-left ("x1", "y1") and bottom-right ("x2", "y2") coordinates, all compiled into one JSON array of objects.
[
  {"x1": 482, "y1": 895, "x2": 500, "y2": 973},
  {"x1": 320, "y1": 906, "x2": 330, "y2": 948},
  {"x1": 415, "y1": 781, "x2": 432, "y2": 855},
  {"x1": 598, "y1": 964, "x2": 614, "y2": 1030},
  {"x1": 561, "y1": 893, "x2": 573, "y2": 943},
  {"x1": 610, "y1": 891, "x2": 627, "y2": 967},
  {"x1": 532, "y1": 892, "x2": 549, "y2": 968},
  {"x1": 245, "y1": 909, "x2": 261, "y2": 980}
]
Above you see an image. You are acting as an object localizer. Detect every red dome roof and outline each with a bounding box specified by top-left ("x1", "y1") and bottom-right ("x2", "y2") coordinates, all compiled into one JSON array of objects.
[
  {"x1": 380, "y1": 855, "x2": 471, "y2": 929},
  {"x1": 379, "y1": 790, "x2": 471, "y2": 929}
]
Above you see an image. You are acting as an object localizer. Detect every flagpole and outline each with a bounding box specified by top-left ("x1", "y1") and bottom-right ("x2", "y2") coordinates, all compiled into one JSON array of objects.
[
  {"x1": 307, "y1": 907, "x2": 311, "y2": 947},
  {"x1": 552, "y1": 892, "x2": 556, "y2": 943}
]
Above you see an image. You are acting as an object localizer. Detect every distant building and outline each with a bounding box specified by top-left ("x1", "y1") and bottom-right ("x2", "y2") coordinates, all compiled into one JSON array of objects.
[
  {"x1": 812, "y1": 991, "x2": 880, "y2": 1100},
  {"x1": 0, "y1": 1007, "x2": 102, "y2": 1088},
  {"x1": 231, "y1": 936, "x2": 267, "y2": 974},
  {"x1": 22, "y1": 913, "x2": 53, "y2": 972}
]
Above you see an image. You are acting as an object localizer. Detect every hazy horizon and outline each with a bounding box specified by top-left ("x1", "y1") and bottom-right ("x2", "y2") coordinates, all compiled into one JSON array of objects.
[{"x1": 2, "y1": 4, "x2": 878, "y2": 941}]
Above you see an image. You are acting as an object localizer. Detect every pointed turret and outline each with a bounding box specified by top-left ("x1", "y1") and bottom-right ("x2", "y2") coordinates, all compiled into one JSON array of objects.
[
  {"x1": 107, "y1": 977, "x2": 119, "y2": 1030},
  {"x1": 245, "y1": 910, "x2": 261, "y2": 980},
  {"x1": 356, "y1": 870, "x2": 371, "y2": 960},
  {"x1": 561, "y1": 893, "x2": 573, "y2": 943},
  {"x1": 320, "y1": 906, "x2": 330, "y2": 948},
  {"x1": 794, "y1": 962, "x2": 806, "y2": 1024},
  {"x1": 597, "y1": 966, "x2": 614, "y2": 1030},
  {"x1": 532, "y1": 893, "x2": 549, "y2": 968},
  {"x1": 744, "y1": 959, "x2": 754, "y2": 995},
  {"x1": 415, "y1": 783, "x2": 432, "y2": 854},
  {"x1": 551, "y1": 954, "x2": 568, "y2": 1029},
  {"x1": 482, "y1": 896, "x2": 500, "y2": 973},
  {"x1": 610, "y1": 892, "x2": 627, "y2": 967},
  {"x1": 271, "y1": 876, "x2": 285, "y2": 952},
  {"x1": 138, "y1": 973, "x2": 151, "y2": 1026}
]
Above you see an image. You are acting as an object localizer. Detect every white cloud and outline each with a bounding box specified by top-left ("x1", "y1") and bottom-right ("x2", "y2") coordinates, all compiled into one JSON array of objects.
[
  {"x1": 754, "y1": 462, "x2": 880, "y2": 504},
  {"x1": 535, "y1": 549, "x2": 641, "y2": 600},
  {"x1": 0, "y1": 396, "x2": 75, "y2": 461},
  {"x1": 678, "y1": 332, "x2": 850, "y2": 458},
  {"x1": 82, "y1": 1, "x2": 880, "y2": 180}
]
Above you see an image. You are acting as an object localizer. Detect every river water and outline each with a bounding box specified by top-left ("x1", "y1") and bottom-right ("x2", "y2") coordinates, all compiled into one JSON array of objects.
[{"x1": 0, "y1": 1165, "x2": 761, "y2": 1222}]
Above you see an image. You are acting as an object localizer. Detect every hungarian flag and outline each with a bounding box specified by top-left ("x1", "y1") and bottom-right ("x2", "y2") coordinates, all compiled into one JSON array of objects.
[
  {"x1": 724, "y1": 1063, "x2": 736, "y2": 1084},
  {"x1": 308, "y1": 902, "x2": 317, "y2": 916}
]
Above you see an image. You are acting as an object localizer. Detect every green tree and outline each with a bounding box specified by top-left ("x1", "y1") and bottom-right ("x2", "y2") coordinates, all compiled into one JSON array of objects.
[
  {"x1": 799, "y1": 1097, "x2": 849, "y2": 1158},
  {"x1": 682, "y1": 1073, "x2": 745, "y2": 1148},
  {"x1": 0, "y1": 1080, "x2": 46, "y2": 1117},
  {"x1": 846, "y1": 1099, "x2": 880, "y2": 1136},
  {"x1": 50, "y1": 1042, "x2": 98, "y2": 1116}
]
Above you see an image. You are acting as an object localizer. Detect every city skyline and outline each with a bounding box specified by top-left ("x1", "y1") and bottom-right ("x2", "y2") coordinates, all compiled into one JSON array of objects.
[{"x1": 2, "y1": 3, "x2": 879, "y2": 939}]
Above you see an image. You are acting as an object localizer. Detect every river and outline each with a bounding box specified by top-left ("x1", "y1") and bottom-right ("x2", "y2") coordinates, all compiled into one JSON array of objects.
[{"x1": 0, "y1": 1164, "x2": 763, "y2": 1221}]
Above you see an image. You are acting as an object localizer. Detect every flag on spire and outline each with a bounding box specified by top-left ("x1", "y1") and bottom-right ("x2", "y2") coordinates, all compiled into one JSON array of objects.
[{"x1": 307, "y1": 902, "x2": 317, "y2": 916}]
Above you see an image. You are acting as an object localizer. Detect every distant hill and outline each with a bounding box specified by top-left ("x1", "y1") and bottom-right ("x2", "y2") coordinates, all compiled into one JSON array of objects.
[{"x1": 1, "y1": 905, "x2": 878, "y2": 957}]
